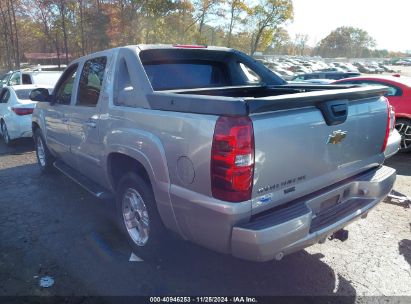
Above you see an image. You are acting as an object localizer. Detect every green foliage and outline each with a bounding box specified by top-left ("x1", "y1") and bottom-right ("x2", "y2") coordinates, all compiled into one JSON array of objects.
[
  {"x1": 315, "y1": 26, "x2": 377, "y2": 58},
  {"x1": 247, "y1": 0, "x2": 293, "y2": 54}
]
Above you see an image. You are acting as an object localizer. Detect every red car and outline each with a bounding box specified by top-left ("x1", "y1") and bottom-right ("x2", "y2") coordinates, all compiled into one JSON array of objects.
[{"x1": 334, "y1": 76, "x2": 411, "y2": 152}]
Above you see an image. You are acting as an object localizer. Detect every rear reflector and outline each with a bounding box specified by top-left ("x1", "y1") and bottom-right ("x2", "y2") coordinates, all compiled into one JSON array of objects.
[
  {"x1": 12, "y1": 107, "x2": 34, "y2": 116},
  {"x1": 381, "y1": 98, "x2": 391, "y2": 152},
  {"x1": 211, "y1": 116, "x2": 254, "y2": 202}
]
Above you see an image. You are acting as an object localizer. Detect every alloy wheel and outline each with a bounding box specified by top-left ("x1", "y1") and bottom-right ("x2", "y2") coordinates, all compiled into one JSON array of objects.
[
  {"x1": 395, "y1": 121, "x2": 411, "y2": 150},
  {"x1": 122, "y1": 188, "x2": 150, "y2": 246}
]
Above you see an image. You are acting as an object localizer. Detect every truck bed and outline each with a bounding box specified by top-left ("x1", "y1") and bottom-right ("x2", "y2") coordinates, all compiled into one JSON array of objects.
[{"x1": 147, "y1": 85, "x2": 388, "y2": 116}]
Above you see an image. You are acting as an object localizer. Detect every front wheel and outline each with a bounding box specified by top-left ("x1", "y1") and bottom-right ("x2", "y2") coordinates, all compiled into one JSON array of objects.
[
  {"x1": 395, "y1": 119, "x2": 411, "y2": 153},
  {"x1": 34, "y1": 129, "x2": 55, "y2": 173},
  {"x1": 116, "y1": 172, "x2": 169, "y2": 263}
]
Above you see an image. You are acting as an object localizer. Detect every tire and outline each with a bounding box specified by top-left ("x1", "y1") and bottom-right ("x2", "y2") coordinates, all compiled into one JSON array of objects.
[
  {"x1": 395, "y1": 118, "x2": 411, "y2": 153},
  {"x1": 116, "y1": 172, "x2": 169, "y2": 263},
  {"x1": 33, "y1": 128, "x2": 55, "y2": 173},
  {"x1": 1, "y1": 121, "x2": 12, "y2": 146}
]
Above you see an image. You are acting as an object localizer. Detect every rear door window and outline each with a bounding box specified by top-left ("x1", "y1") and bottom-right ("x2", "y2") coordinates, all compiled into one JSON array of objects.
[{"x1": 77, "y1": 57, "x2": 107, "y2": 106}]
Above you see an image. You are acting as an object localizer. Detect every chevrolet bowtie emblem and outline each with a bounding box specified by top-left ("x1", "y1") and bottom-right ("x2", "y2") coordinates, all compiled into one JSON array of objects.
[{"x1": 327, "y1": 130, "x2": 347, "y2": 144}]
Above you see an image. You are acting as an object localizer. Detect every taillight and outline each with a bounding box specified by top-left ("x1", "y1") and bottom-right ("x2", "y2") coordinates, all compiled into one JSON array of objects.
[
  {"x1": 12, "y1": 107, "x2": 34, "y2": 116},
  {"x1": 211, "y1": 116, "x2": 254, "y2": 202},
  {"x1": 381, "y1": 98, "x2": 391, "y2": 152}
]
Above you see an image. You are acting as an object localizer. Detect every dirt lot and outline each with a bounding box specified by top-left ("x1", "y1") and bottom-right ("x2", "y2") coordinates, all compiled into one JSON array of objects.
[{"x1": 0, "y1": 139, "x2": 410, "y2": 298}]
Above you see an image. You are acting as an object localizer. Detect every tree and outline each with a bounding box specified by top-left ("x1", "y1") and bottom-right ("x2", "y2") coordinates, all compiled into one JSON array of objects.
[
  {"x1": 265, "y1": 27, "x2": 290, "y2": 54},
  {"x1": 56, "y1": 0, "x2": 69, "y2": 63},
  {"x1": 248, "y1": 0, "x2": 293, "y2": 55},
  {"x1": 316, "y1": 26, "x2": 376, "y2": 58},
  {"x1": 0, "y1": 0, "x2": 20, "y2": 68},
  {"x1": 294, "y1": 33, "x2": 308, "y2": 56},
  {"x1": 225, "y1": 0, "x2": 250, "y2": 47},
  {"x1": 190, "y1": 0, "x2": 221, "y2": 43}
]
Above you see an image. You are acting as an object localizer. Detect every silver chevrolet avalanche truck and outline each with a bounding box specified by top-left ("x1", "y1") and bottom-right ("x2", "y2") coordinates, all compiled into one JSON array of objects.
[{"x1": 31, "y1": 45, "x2": 396, "y2": 262}]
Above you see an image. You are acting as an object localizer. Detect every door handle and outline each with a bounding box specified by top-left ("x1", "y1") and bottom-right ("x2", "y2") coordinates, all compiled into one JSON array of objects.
[{"x1": 84, "y1": 120, "x2": 97, "y2": 128}]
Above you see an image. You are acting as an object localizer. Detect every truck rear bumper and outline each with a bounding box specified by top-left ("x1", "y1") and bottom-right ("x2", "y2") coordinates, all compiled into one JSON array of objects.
[
  {"x1": 231, "y1": 165, "x2": 396, "y2": 262},
  {"x1": 170, "y1": 165, "x2": 395, "y2": 262}
]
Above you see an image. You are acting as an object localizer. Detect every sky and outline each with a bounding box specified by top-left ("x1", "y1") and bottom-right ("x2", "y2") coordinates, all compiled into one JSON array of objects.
[{"x1": 286, "y1": 0, "x2": 411, "y2": 52}]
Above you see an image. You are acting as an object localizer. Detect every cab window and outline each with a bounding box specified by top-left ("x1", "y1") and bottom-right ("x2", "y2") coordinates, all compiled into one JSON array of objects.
[
  {"x1": 77, "y1": 57, "x2": 107, "y2": 107},
  {"x1": 238, "y1": 62, "x2": 261, "y2": 84},
  {"x1": 54, "y1": 64, "x2": 78, "y2": 105}
]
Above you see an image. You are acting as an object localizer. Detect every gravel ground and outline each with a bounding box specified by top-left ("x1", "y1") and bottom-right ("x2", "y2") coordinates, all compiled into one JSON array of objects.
[{"x1": 0, "y1": 139, "x2": 410, "y2": 298}]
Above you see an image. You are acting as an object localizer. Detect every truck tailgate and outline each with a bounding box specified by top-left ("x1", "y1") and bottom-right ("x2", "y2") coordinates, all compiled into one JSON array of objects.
[{"x1": 250, "y1": 94, "x2": 388, "y2": 215}]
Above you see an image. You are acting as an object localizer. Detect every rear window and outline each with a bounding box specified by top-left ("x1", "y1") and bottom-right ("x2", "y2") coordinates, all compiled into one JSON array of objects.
[
  {"x1": 14, "y1": 89, "x2": 32, "y2": 100},
  {"x1": 14, "y1": 88, "x2": 52, "y2": 100},
  {"x1": 143, "y1": 61, "x2": 230, "y2": 90}
]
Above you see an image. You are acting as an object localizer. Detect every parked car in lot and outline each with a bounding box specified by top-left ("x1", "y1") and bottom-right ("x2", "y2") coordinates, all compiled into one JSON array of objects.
[
  {"x1": 3, "y1": 69, "x2": 62, "y2": 88},
  {"x1": 291, "y1": 71, "x2": 360, "y2": 82},
  {"x1": 334, "y1": 76, "x2": 411, "y2": 152},
  {"x1": 0, "y1": 85, "x2": 53, "y2": 145},
  {"x1": 31, "y1": 45, "x2": 395, "y2": 262},
  {"x1": 378, "y1": 64, "x2": 396, "y2": 73},
  {"x1": 353, "y1": 62, "x2": 377, "y2": 74}
]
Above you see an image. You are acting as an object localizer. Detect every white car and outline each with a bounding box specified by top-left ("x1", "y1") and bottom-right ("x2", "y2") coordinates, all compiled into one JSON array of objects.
[
  {"x1": 0, "y1": 85, "x2": 52, "y2": 145},
  {"x1": 4, "y1": 70, "x2": 62, "y2": 88}
]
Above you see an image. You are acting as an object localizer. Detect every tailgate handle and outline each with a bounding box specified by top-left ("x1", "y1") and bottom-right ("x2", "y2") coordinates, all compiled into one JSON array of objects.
[{"x1": 317, "y1": 100, "x2": 348, "y2": 126}]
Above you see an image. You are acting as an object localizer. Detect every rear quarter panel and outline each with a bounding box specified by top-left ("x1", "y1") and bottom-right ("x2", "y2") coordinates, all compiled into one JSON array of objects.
[{"x1": 102, "y1": 105, "x2": 218, "y2": 236}]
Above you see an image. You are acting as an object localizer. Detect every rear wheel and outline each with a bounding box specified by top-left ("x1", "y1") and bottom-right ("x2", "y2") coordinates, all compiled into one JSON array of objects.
[
  {"x1": 34, "y1": 129, "x2": 55, "y2": 173},
  {"x1": 395, "y1": 118, "x2": 411, "y2": 152},
  {"x1": 116, "y1": 172, "x2": 169, "y2": 263},
  {"x1": 1, "y1": 121, "x2": 12, "y2": 146}
]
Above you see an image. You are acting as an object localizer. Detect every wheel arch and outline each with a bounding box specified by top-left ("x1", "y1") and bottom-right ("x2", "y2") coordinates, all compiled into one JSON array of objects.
[
  {"x1": 107, "y1": 152, "x2": 152, "y2": 192},
  {"x1": 395, "y1": 114, "x2": 411, "y2": 121},
  {"x1": 105, "y1": 148, "x2": 180, "y2": 235},
  {"x1": 32, "y1": 121, "x2": 40, "y2": 132}
]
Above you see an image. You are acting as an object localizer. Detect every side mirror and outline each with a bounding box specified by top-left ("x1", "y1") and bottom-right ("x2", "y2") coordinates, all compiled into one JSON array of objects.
[{"x1": 30, "y1": 88, "x2": 51, "y2": 102}]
